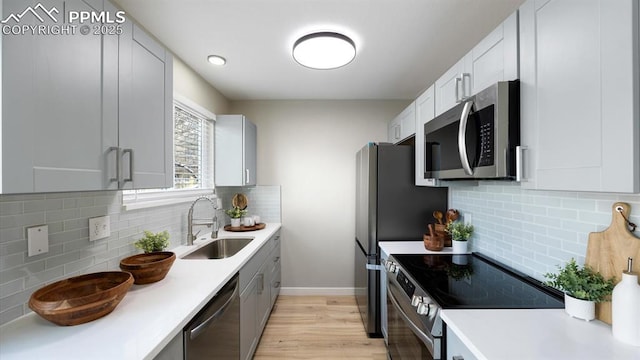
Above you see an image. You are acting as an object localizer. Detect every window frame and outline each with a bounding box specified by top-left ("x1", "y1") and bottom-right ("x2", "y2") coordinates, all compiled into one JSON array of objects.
[{"x1": 122, "y1": 93, "x2": 216, "y2": 211}]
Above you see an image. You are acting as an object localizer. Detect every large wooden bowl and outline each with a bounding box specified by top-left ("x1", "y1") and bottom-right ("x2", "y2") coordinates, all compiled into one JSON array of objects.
[
  {"x1": 119, "y1": 251, "x2": 176, "y2": 284},
  {"x1": 28, "y1": 271, "x2": 134, "y2": 326}
]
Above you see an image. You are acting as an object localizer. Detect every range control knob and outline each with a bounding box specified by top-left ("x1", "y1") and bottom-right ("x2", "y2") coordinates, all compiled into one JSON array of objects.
[
  {"x1": 416, "y1": 302, "x2": 431, "y2": 316},
  {"x1": 411, "y1": 295, "x2": 423, "y2": 307},
  {"x1": 385, "y1": 261, "x2": 397, "y2": 273}
]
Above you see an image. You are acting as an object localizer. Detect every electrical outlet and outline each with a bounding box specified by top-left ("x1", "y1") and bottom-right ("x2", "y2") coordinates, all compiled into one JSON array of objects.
[
  {"x1": 89, "y1": 215, "x2": 110, "y2": 241},
  {"x1": 27, "y1": 225, "x2": 49, "y2": 256},
  {"x1": 464, "y1": 213, "x2": 473, "y2": 225}
]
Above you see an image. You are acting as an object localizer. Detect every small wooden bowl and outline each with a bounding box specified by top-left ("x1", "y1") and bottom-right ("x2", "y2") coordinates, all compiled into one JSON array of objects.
[
  {"x1": 119, "y1": 251, "x2": 176, "y2": 284},
  {"x1": 424, "y1": 234, "x2": 444, "y2": 251},
  {"x1": 434, "y1": 224, "x2": 452, "y2": 247},
  {"x1": 29, "y1": 271, "x2": 134, "y2": 326}
]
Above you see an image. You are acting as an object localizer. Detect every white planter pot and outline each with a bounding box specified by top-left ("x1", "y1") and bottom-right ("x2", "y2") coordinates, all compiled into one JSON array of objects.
[
  {"x1": 230, "y1": 218, "x2": 241, "y2": 227},
  {"x1": 564, "y1": 293, "x2": 595, "y2": 321},
  {"x1": 451, "y1": 240, "x2": 468, "y2": 253}
]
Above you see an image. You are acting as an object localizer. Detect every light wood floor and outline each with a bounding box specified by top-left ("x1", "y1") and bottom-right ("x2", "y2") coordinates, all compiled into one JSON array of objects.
[{"x1": 253, "y1": 296, "x2": 388, "y2": 360}]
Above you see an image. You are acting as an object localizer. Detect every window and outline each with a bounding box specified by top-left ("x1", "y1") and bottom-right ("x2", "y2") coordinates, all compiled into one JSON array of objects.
[
  {"x1": 173, "y1": 101, "x2": 214, "y2": 189},
  {"x1": 122, "y1": 94, "x2": 216, "y2": 209}
]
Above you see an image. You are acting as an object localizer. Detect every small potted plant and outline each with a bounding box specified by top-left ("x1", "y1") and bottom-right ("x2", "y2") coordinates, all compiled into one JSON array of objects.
[
  {"x1": 544, "y1": 258, "x2": 615, "y2": 321},
  {"x1": 120, "y1": 230, "x2": 175, "y2": 285},
  {"x1": 446, "y1": 221, "x2": 474, "y2": 253},
  {"x1": 133, "y1": 230, "x2": 170, "y2": 253},
  {"x1": 226, "y1": 206, "x2": 247, "y2": 227}
]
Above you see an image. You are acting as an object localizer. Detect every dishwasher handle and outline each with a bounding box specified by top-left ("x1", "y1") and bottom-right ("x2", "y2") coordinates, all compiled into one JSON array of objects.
[{"x1": 189, "y1": 277, "x2": 239, "y2": 341}]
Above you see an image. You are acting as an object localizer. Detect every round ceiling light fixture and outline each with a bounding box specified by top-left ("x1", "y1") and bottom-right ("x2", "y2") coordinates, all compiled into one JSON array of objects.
[
  {"x1": 207, "y1": 55, "x2": 227, "y2": 66},
  {"x1": 292, "y1": 32, "x2": 356, "y2": 70}
]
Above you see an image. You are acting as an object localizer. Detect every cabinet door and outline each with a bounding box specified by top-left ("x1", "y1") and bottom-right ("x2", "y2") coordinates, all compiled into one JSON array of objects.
[
  {"x1": 2, "y1": 0, "x2": 117, "y2": 193},
  {"x1": 257, "y1": 264, "x2": 271, "y2": 333},
  {"x1": 244, "y1": 118, "x2": 257, "y2": 186},
  {"x1": 469, "y1": 11, "x2": 519, "y2": 94},
  {"x1": 434, "y1": 57, "x2": 469, "y2": 116},
  {"x1": 240, "y1": 278, "x2": 258, "y2": 360},
  {"x1": 216, "y1": 115, "x2": 258, "y2": 186},
  {"x1": 399, "y1": 102, "x2": 416, "y2": 140},
  {"x1": 415, "y1": 85, "x2": 438, "y2": 186},
  {"x1": 387, "y1": 116, "x2": 400, "y2": 143},
  {"x1": 519, "y1": 0, "x2": 639, "y2": 192},
  {"x1": 118, "y1": 21, "x2": 173, "y2": 190}
]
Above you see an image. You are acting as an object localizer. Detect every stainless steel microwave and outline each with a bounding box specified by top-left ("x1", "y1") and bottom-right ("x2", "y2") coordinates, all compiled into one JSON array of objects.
[{"x1": 424, "y1": 80, "x2": 520, "y2": 180}]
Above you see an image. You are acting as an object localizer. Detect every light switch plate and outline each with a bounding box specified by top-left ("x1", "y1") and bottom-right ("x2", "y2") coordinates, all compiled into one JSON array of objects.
[
  {"x1": 27, "y1": 225, "x2": 49, "y2": 257},
  {"x1": 89, "y1": 215, "x2": 110, "y2": 241}
]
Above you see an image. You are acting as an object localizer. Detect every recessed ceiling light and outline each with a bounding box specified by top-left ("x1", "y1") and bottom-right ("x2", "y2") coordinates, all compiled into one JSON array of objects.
[
  {"x1": 207, "y1": 55, "x2": 226, "y2": 66},
  {"x1": 292, "y1": 32, "x2": 356, "y2": 70}
]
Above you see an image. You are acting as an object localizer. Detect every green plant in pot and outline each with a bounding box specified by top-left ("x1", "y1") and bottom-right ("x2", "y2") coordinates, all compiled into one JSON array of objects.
[
  {"x1": 226, "y1": 206, "x2": 247, "y2": 227},
  {"x1": 544, "y1": 258, "x2": 615, "y2": 321},
  {"x1": 134, "y1": 230, "x2": 170, "y2": 253},
  {"x1": 446, "y1": 221, "x2": 474, "y2": 253}
]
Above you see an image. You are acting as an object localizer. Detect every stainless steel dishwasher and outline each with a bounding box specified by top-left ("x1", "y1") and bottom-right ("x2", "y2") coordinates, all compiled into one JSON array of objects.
[{"x1": 184, "y1": 273, "x2": 240, "y2": 359}]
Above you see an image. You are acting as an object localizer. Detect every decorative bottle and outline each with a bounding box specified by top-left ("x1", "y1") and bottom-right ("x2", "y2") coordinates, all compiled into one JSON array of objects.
[{"x1": 612, "y1": 257, "x2": 640, "y2": 346}]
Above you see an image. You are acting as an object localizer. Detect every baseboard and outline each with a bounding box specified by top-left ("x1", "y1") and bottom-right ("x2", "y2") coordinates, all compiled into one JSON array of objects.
[{"x1": 279, "y1": 287, "x2": 356, "y2": 296}]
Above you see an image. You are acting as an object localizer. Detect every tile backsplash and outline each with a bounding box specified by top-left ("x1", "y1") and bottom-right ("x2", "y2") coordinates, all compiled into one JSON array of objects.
[
  {"x1": 0, "y1": 186, "x2": 281, "y2": 326},
  {"x1": 449, "y1": 181, "x2": 640, "y2": 281}
]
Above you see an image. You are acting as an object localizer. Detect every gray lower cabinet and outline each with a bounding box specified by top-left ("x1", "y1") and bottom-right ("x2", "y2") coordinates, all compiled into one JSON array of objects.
[
  {"x1": 240, "y1": 230, "x2": 281, "y2": 360},
  {"x1": 1, "y1": 0, "x2": 173, "y2": 193},
  {"x1": 215, "y1": 115, "x2": 257, "y2": 187},
  {"x1": 153, "y1": 331, "x2": 183, "y2": 360}
]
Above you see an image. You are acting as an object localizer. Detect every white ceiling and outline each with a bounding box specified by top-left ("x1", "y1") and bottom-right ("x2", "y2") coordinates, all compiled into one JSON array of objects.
[{"x1": 113, "y1": 0, "x2": 524, "y2": 101}]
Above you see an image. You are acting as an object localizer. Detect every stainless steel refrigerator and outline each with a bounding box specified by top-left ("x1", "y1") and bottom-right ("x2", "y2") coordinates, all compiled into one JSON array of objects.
[{"x1": 355, "y1": 143, "x2": 448, "y2": 337}]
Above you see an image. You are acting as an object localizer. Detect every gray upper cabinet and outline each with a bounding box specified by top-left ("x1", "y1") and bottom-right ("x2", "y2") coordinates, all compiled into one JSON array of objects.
[
  {"x1": 215, "y1": 115, "x2": 257, "y2": 187},
  {"x1": 1, "y1": 0, "x2": 173, "y2": 193},
  {"x1": 2, "y1": 0, "x2": 114, "y2": 193},
  {"x1": 118, "y1": 21, "x2": 173, "y2": 190},
  {"x1": 435, "y1": 11, "x2": 519, "y2": 116},
  {"x1": 519, "y1": 0, "x2": 639, "y2": 193},
  {"x1": 387, "y1": 102, "x2": 416, "y2": 144}
]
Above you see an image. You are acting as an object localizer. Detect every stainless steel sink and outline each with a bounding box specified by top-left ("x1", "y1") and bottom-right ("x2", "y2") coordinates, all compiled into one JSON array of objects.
[{"x1": 182, "y1": 238, "x2": 254, "y2": 259}]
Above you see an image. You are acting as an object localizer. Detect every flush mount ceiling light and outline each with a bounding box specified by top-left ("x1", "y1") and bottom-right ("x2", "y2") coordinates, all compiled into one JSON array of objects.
[
  {"x1": 207, "y1": 55, "x2": 226, "y2": 66},
  {"x1": 292, "y1": 32, "x2": 356, "y2": 70}
]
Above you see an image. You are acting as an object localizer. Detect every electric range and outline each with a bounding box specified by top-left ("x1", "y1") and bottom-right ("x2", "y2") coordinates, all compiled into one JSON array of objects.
[{"x1": 385, "y1": 253, "x2": 564, "y2": 360}]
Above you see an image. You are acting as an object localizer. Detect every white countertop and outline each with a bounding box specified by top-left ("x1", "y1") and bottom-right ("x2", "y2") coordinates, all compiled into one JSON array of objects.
[
  {"x1": 379, "y1": 241, "x2": 470, "y2": 256},
  {"x1": 441, "y1": 309, "x2": 640, "y2": 360},
  {"x1": 0, "y1": 223, "x2": 282, "y2": 360}
]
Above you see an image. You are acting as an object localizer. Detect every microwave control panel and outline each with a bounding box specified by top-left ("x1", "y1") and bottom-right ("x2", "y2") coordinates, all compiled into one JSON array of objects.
[{"x1": 477, "y1": 115, "x2": 494, "y2": 167}]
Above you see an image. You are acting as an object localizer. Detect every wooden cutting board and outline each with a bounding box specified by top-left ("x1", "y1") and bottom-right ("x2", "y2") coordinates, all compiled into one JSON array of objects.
[{"x1": 585, "y1": 202, "x2": 640, "y2": 324}]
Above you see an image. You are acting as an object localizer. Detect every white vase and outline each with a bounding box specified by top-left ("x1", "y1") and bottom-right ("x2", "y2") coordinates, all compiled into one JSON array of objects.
[
  {"x1": 612, "y1": 271, "x2": 640, "y2": 346},
  {"x1": 230, "y1": 218, "x2": 241, "y2": 227},
  {"x1": 564, "y1": 293, "x2": 595, "y2": 321},
  {"x1": 452, "y1": 240, "x2": 468, "y2": 253}
]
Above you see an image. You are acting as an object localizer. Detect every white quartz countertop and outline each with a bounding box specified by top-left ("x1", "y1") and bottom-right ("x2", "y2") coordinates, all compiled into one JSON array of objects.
[
  {"x1": 379, "y1": 241, "x2": 470, "y2": 255},
  {"x1": 441, "y1": 309, "x2": 640, "y2": 360},
  {"x1": 0, "y1": 223, "x2": 282, "y2": 360}
]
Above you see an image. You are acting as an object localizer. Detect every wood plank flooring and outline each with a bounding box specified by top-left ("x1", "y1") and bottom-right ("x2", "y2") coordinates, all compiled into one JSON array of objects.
[{"x1": 253, "y1": 296, "x2": 388, "y2": 360}]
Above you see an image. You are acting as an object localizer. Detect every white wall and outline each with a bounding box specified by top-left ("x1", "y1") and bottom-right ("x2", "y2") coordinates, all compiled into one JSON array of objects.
[
  {"x1": 173, "y1": 55, "x2": 230, "y2": 114},
  {"x1": 230, "y1": 100, "x2": 409, "y2": 291}
]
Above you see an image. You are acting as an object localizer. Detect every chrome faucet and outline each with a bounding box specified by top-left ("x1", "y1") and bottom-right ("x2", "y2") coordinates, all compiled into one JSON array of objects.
[{"x1": 187, "y1": 196, "x2": 219, "y2": 245}]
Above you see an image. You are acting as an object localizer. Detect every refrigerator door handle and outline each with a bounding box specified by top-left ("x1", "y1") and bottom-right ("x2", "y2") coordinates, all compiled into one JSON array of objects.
[{"x1": 366, "y1": 264, "x2": 383, "y2": 271}]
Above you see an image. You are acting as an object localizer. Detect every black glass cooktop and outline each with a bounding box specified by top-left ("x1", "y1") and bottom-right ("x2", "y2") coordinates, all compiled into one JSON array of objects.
[{"x1": 392, "y1": 253, "x2": 564, "y2": 309}]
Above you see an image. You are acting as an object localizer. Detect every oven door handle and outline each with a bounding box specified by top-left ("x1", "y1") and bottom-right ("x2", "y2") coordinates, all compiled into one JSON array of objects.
[
  {"x1": 457, "y1": 100, "x2": 474, "y2": 176},
  {"x1": 388, "y1": 287, "x2": 437, "y2": 352}
]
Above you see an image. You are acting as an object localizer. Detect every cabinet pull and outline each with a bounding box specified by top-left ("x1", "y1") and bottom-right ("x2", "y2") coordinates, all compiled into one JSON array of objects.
[
  {"x1": 273, "y1": 281, "x2": 281, "y2": 289},
  {"x1": 123, "y1": 149, "x2": 133, "y2": 183},
  {"x1": 457, "y1": 100, "x2": 474, "y2": 176},
  {"x1": 245, "y1": 169, "x2": 250, "y2": 184},
  {"x1": 274, "y1": 256, "x2": 280, "y2": 263},
  {"x1": 516, "y1": 145, "x2": 527, "y2": 182},
  {"x1": 107, "y1": 147, "x2": 119, "y2": 183},
  {"x1": 461, "y1": 73, "x2": 471, "y2": 99},
  {"x1": 257, "y1": 273, "x2": 264, "y2": 294},
  {"x1": 395, "y1": 125, "x2": 401, "y2": 139},
  {"x1": 455, "y1": 76, "x2": 462, "y2": 103}
]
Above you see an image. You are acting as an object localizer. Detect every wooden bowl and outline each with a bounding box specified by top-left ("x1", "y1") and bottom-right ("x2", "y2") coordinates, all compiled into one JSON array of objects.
[
  {"x1": 28, "y1": 271, "x2": 134, "y2": 326},
  {"x1": 119, "y1": 251, "x2": 176, "y2": 284}
]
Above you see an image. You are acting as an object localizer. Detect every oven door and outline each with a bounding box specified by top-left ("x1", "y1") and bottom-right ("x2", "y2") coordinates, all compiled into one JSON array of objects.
[{"x1": 387, "y1": 280, "x2": 441, "y2": 360}]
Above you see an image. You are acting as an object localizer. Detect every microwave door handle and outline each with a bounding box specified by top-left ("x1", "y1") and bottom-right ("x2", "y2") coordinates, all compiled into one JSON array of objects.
[{"x1": 458, "y1": 100, "x2": 474, "y2": 176}]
